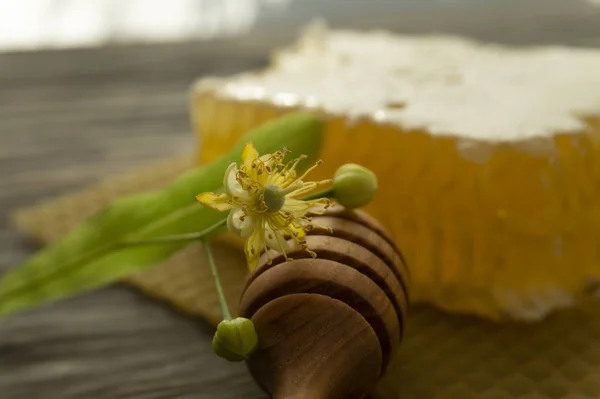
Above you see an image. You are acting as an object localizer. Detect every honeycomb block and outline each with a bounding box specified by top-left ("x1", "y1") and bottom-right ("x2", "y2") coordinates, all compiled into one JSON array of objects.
[{"x1": 189, "y1": 24, "x2": 600, "y2": 321}]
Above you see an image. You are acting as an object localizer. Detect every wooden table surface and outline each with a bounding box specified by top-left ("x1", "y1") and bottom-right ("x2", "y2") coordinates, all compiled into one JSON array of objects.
[{"x1": 1, "y1": 1, "x2": 599, "y2": 398}]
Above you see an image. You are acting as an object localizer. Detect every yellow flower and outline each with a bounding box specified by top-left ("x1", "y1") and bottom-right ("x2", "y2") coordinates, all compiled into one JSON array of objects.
[{"x1": 196, "y1": 142, "x2": 332, "y2": 272}]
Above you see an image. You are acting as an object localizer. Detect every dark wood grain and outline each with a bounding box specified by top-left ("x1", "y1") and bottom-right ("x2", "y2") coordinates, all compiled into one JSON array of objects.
[
  {"x1": 238, "y1": 208, "x2": 407, "y2": 398},
  {"x1": 0, "y1": 1, "x2": 599, "y2": 398},
  {"x1": 246, "y1": 293, "x2": 382, "y2": 399},
  {"x1": 0, "y1": 35, "x2": 269, "y2": 399}
]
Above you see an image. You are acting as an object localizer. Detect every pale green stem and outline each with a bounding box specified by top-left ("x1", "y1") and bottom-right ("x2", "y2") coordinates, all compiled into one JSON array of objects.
[
  {"x1": 303, "y1": 187, "x2": 334, "y2": 201},
  {"x1": 121, "y1": 219, "x2": 226, "y2": 247},
  {"x1": 204, "y1": 240, "x2": 231, "y2": 320}
]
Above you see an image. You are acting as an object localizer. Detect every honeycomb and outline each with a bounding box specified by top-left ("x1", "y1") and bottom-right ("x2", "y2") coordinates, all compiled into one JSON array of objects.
[{"x1": 189, "y1": 25, "x2": 600, "y2": 321}]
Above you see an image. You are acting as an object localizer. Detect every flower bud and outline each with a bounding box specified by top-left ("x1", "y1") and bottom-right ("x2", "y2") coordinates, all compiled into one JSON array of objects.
[
  {"x1": 212, "y1": 317, "x2": 258, "y2": 361},
  {"x1": 332, "y1": 163, "x2": 378, "y2": 209}
]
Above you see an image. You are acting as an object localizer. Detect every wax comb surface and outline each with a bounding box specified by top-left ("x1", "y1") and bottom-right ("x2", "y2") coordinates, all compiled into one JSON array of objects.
[{"x1": 190, "y1": 25, "x2": 600, "y2": 321}]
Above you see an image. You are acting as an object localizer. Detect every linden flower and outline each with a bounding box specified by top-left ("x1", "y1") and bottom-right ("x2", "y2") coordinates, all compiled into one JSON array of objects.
[{"x1": 196, "y1": 142, "x2": 332, "y2": 272}]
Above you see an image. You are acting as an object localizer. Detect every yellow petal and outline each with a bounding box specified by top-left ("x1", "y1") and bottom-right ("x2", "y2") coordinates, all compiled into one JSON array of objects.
[
  {"x1": 287, "y1": 222, "x2": 307, "y2": 240},
  {"x1": 227, "y1": 208, "x2": 256, "y2": 238},
  {"x1": 281, "y1": 197, "x2": 312, "y2": 217},
  {"x1": 244, "y1": 220, "x2": 265, "y2": 273},
  {"x1": 242, "y1": 142, "x2": 259, "y2": 172},
  {"x1": 223, "y1": 163, "x2": 238, "y2": 194},
  {"x1": 196, "y1": 192, "x2": 233, "y2": 211},
  {"x1": 267, "y1": 212, "x2": 291, "y2": 229},
  {"x1": 265, "y1": 224, "x2": 292, "y2": 254}
]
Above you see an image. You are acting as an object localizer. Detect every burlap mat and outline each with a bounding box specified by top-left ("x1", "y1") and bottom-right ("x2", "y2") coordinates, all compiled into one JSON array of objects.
[{"x1": 11, "y1": 156, "x2": 600, "y2": 399}]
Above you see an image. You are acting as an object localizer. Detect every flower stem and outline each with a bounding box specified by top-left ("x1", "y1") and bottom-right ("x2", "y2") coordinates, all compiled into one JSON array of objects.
[
  {"x1": 121, "y1": 219, "x2": 226, "y2": 247},
  {"x1": 303, "y1": 187, "x2": 334, "y2": 201},
  {"x1": 204, "y1": 240, "x2": 232, "y2": 320}
]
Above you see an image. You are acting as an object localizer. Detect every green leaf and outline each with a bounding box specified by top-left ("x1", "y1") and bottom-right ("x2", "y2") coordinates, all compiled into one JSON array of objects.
[{"x1": 0, "y1": 112, "x2": 324, "y2": 318}]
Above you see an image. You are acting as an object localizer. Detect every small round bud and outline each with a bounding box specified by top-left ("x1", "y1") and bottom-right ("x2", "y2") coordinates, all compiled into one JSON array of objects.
[
  {"x1": 212, "y1": 317, "x2": 258, "y2": 361},
  {"x1": 332, "y1": 163, "x2": 378, "y2": 209}
]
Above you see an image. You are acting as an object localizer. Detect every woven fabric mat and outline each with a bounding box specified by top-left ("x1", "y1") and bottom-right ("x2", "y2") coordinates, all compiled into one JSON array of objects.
[{"x1": 11, "y1": 156, "x2": 600, "y2": 399}]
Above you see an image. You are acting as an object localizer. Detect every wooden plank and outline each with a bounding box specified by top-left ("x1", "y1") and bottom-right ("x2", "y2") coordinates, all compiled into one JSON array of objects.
[{"x1": 0, "y1": 36, "x2": 268, "y2": 399}]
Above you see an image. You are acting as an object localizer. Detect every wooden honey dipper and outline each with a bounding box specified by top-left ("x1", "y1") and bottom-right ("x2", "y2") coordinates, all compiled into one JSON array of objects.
[{"x1": 238, "y1": 205, "x2": 410, "y2": 399}]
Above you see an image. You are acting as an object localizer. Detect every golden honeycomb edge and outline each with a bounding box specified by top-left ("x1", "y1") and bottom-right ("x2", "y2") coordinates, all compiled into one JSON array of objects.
[{"x1": 190, "y1": 85, "x2": 600, "y2": 322}]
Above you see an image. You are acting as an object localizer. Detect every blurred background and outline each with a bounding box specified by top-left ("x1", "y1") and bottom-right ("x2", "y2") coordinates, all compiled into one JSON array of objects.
[
  {"x1": 2, "y1": 0, "x2": 600, "y2": 53},
  {"x1": 1, "y1": 1, "x2": 600, "y2": 398}
]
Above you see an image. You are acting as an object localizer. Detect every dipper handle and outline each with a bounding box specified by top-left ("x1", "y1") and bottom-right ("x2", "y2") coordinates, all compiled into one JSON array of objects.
[{"x1": 239, "y1": 206, "x2": 410, "y2": 399}]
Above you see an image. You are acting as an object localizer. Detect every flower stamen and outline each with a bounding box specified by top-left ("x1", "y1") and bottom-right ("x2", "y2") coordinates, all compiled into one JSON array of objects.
[{"x1": 196, "y1": 142, "x2": 333, "y2": 272}]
